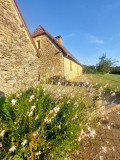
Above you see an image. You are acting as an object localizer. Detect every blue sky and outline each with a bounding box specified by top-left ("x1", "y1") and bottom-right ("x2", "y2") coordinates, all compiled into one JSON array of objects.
[{"x1": 16, "y1": 0, "x2": 120, "y2": 66}]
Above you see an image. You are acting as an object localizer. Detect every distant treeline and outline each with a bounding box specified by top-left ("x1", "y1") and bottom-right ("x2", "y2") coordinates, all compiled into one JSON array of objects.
[
  {"x1": 83, "y1": 54, "x2": 120, "y2": 74},
  {"x1": 83, "y1": 65, "x2": 120, "y2": 75}
]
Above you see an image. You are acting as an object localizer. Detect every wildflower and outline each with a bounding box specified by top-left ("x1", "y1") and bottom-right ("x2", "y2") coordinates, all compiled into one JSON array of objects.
[
  {"x1": 37, "y1": 88, "x2": 39, "y2": 91},
  {"x1": 0, "y1": 130, "x2": 5, "y2": 137},
  {"x1": 16, "y1": 94, "x2": 20, "y2": 97},
  {"x1": 9, "y1": 145, "x2": 16, "y2": 152},
  {"x1": 111, "y1": 92, "x2": 115, "y2": 96},
  {"x1": 57, "y1": 125, "x2": 61, "y2": 129},
  {"x1": 90, "y1": 129, "x2": 96, "y2": 138},
  {"x1": 36, "y1": 151, "x2": 41, "y2": 156},
  {"x1": 112, "y1": 146, "x2": 115, "y2": 151},
  {"x1": 117, "y1": 111, "x2": 120, "y2": 115},
  {"x1": 21, "y1": 139, "x2": 27, "y2": 146},
  {"x1": 72, "y1": 114, "x2": 78, "y2": 120},
  {"x1": 49, "y1": 110, "x2": 53, "y2": 114},
  {"x1": 53, "y1": 106, "x2": 60, "y2": 113},
  {"x1": 67, "y1": 100, "x2": 71, "y2": 104},
  {"x1": 28, "y1": 111, "x2": 33, "y2": 116},
  {"x1": 29, "y1": 95, "x2": 34, "y2": 102},
  {"x1": 106, "y1": 124, "x2": 111, "y2": 130},
  {"x1": 33, "y1": 131, "x2": 39, "y2": 137},
  {"x1": 59, "y1": 93, "x2": 61, "y2": 97},
  {"x1": 31, "y1": 105, "x2": 36, "y2": 111},
  {"x1": 99, "y1": 156, "x2": 104, "y2": 160},
  {"x1": 86, "y1": 81, "x2": 89, "y2": 85},
  {"x1": 44, "y1": 117, "x2": 48, "y2": 123},
  {"x1": 0, "y1": 142, "x2": 2, "y2": 148},
  {"x1": 35, "y1": 115, "x2": 39, "y2": 120},
  {"x1": 11, "y1": 99, "x2": 17, "y2": 105},
  {"x1": 58, "y1": 82, "x2": 61, "y2": 86},
  {"x1": 100, "y1": 146, "x2": 107, "y2": 153},
  {"x1": 48, "y1": 118, "x2": 52, "y2": 123}
]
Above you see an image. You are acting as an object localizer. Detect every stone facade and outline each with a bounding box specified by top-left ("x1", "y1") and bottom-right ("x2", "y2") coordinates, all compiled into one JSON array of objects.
[
  {"x1": 0, "y1": 0, "x2": 40, "y2": 94},
  {"x1": 33, "y1": 35, "x2": 63, "y2": 78}
]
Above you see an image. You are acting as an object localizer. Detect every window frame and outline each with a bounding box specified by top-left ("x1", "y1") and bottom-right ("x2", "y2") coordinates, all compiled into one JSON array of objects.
[{"x1": 37, "y1": 40, "x2": 40, "y2": 49}]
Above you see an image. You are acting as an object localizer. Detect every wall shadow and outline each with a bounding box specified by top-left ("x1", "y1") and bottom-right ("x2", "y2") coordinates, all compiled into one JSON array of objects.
[{"x1": 47, "y1": 76, "x2": 84, "y2": 87}]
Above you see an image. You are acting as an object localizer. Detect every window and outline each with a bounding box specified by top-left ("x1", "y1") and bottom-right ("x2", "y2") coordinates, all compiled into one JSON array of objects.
[
  {"x1": 37, "y1": 40, "x2": 40, "y2": 49},
  {"x1": 70, "y1": 60, "x2": 72, "y2": 71}
]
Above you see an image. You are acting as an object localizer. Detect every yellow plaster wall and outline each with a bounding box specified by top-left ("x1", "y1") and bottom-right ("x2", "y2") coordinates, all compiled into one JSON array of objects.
[{"x1": 64, "y1": 57, "x2": 82, "y2": 80}]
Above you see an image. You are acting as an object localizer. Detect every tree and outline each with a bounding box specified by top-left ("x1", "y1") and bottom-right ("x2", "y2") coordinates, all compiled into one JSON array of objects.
[{"x1": 97, "y1": 53, "x2": 118, "y2": 73}]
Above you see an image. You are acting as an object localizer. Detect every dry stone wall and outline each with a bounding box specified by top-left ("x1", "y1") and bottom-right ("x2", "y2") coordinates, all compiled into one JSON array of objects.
[{"x1": 0, "y1": 0, "x2": 40, "y2": 94}]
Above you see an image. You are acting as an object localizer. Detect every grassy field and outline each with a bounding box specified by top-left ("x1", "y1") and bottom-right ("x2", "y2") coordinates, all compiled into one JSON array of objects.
[{"x1": 86, "y1": 74, "x2": 120, "y2": 93}]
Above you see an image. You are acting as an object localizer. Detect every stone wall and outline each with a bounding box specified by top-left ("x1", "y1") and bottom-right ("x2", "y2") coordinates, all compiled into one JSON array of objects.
[
  {"x1": 64, "y1": 57, "x2": 82, "y2": 80},
  {"x1": 33, "y1": 35, "x2": 63, "y2": 78},
  {"x1": 0, "y1": 0, "x2": 40, "y2": 94}
]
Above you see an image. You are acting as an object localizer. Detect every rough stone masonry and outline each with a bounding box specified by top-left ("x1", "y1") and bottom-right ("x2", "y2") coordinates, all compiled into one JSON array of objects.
[{"x1": 0, "y1": 0, "x2": 40, "y2": 95}]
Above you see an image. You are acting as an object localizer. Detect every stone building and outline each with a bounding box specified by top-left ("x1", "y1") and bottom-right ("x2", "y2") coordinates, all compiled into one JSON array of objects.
[
  {"x1": 0, "y1": 0, "x2": 82, "y2": 94},
  {"x1": 32, "y1": 26, "x2": 82, "y2": 80},
  {"x1": 0, "y1": 0, "x2": 40, "y2": 94}
]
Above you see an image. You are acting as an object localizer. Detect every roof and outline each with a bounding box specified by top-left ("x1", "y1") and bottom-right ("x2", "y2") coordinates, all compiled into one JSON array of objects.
[
  {"x1": 12, "y1": 0, "x2": 40, "y2": 57},
  {"x1": 32, "y1": 25, "x2": 81, "y2": 66}
]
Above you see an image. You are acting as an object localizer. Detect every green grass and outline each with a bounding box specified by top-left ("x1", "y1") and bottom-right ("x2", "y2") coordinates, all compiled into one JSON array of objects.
[
  {"x1": 0, "y1": 85, "x2": 98, "y2": 160},
  {"x1": 87, "y1": 74, "x2": 120, "y2": 93}
]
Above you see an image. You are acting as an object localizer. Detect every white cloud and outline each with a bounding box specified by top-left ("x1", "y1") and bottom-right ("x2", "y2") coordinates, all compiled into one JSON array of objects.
[{"x1": 87, "y1": 34, "x2": 104, "y2": 44}]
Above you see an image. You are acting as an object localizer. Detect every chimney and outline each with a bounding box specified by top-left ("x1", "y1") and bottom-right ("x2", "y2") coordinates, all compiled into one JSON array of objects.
[{"x1": 55, "y1": 36, "x2": 62, "y2": 45}]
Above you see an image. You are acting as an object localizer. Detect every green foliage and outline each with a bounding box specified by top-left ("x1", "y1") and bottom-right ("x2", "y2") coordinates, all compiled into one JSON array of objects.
[
  {"x1": 83, "y1": 54, "x2": 119, "y2": 74},
  {"x1": 110, "y1": 66, "x2": 120, "y2": 75},
  {"x1": 0, "y1": 86, "x2": 88, "y2": 160},
  {"x1": 83, "y1": 65, "x2": 98, "y2": 74},
  {"x1": 97, "y1": 53, "x2": 117, "y2": 73}
]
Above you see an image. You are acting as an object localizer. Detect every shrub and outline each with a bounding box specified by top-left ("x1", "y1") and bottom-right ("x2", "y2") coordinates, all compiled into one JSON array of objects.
[{"x1": 0, "y1": 86, "x2": 88, "y2": 160}]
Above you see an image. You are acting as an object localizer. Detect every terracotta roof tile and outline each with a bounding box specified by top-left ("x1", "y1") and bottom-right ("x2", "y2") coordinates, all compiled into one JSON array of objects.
[{"x1": 32, "y1": 26, "x2": 81, "y2": 66}]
